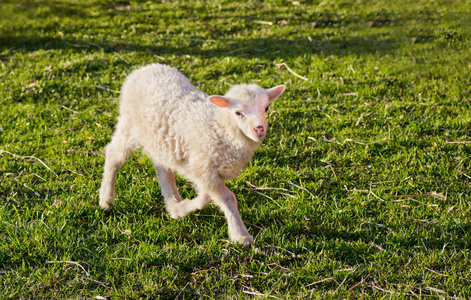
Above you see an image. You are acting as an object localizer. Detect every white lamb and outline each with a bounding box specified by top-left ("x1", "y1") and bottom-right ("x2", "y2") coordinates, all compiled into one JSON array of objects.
[{"x1": 99, "y1": 63, "x2": 285, "y2": 247}]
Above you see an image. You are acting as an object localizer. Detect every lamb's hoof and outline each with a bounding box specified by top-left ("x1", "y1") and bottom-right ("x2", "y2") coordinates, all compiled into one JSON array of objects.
[
  {"x1": 168, "y1": 211, "x2": 184, "y2": 219},
  {"x1": 167, "y1": 202, "x2": 186, "y2": 219},
  {"x1": 99, "y1": 200, "x2": 114, "y2": 212},
  {"x1": 234, "y1": 234, "x2": 254, "y2": 248}
]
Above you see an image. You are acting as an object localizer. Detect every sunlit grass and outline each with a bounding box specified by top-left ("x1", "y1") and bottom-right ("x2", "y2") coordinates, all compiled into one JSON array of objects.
[{"x1": 1, "y1": 0, "x2": 471, "y2": 298}]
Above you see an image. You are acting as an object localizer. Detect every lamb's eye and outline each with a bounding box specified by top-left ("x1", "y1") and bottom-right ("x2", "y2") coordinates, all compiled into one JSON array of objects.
[
  {"x1": 265, "y1": 106, "x2": 269, "y2": 112},
  {"x1": 235, "y1": 111, "x2": 243, "y2": 117}
]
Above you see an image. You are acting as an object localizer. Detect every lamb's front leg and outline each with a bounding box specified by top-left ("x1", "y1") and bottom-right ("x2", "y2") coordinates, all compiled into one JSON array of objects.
[{"x1": 208, "y1": 182, "x2": 254, "y2": 247}]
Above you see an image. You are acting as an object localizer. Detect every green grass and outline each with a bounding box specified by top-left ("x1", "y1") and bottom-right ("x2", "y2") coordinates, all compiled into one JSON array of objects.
[{"x1": 1, "y1": 0, "x2": 471, "y2": 298}]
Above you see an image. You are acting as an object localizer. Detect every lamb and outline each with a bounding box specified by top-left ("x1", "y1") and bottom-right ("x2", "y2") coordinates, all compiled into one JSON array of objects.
[{"x1": 99, "y1": 63, "x2": 285, "y2": 247}]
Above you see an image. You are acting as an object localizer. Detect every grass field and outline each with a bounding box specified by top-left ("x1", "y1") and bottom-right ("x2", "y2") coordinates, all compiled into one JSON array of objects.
[{"x1": 1, "y1": 0, "x2": 471, "y2": 298}]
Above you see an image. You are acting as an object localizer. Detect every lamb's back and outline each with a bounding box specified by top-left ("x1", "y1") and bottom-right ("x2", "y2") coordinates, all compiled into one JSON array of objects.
[
  {"x1": 117, "y1": 64, "x2": 225, "y2": 174},
  {"x1": 120, "y1": 64, "x2": 199, "y2": 110}
]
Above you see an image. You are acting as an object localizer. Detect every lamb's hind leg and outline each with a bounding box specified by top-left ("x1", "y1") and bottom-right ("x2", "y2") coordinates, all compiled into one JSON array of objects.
[
  {"x1": 173, "y1": 189, "x2": 212, "y2": 218},
  {"x1": 155, "y1": 167, "x2": 211, "y2": 218},
  {"x1": 99, "y1": 127, "x2": 134, "y2": 211}
]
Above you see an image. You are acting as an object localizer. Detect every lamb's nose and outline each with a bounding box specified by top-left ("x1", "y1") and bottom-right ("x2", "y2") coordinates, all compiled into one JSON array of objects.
[{"x1": 254, "y1": 125, "x2": 265, "y2": 133}]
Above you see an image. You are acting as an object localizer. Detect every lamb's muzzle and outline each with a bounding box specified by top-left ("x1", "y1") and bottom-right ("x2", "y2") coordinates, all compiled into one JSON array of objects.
[
  {"x1": 254, "y1": 125, "x2": 265, "y2": 138},
  {"x1": 254, "y1": 125, "x2": 265, "y2": 133}
]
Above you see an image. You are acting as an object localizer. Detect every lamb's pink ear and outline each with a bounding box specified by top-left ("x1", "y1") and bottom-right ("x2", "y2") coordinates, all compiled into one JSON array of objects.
[
  {"x1": 266, "y1": 85, "x2": 286, "y2": 102},
  {"x1": 208, "y1": 95, "x2": 230, "y2": 108}
]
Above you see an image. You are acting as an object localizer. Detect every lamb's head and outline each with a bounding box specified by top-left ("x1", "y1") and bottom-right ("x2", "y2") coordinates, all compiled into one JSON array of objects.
[{"x1": 209, "y1": 84, "x2": 285, "y2": 142}]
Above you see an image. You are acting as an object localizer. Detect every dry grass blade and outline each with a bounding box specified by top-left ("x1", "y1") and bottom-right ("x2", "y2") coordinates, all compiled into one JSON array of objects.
[
  {"x1": 276, "y1": 63, "x2": 308, "y2": 81},
  {"x1": 393, "y1": 191, "x2": 446, "y2": 200},
  {"x1": 254, "y1": 20, "x2": 273, "y2": 25},
  {"x1": 370, "y1": 281, "x2": 402, "y2": 295},
  {"x1": 446, "y1": 141, "x2": 471, "y2": 144},
  {"x1": 320, "y1": 137, "x2": 393, "y2": 145},
  {"x1": 61, "y1": 105, "x2": 80, "y2": 114},
  {"x1": 355, "y1": 112, "x2": 364, "y2": 126},
  {"x1": 369, "y1": 191, "x2": 386, "y2": 202},
  {"x1": 245, "y1": 181, "x2": 297, "y2": 199},
  {"x1": 306, "y1": 277, "x2": 334, "y2": 287},
  {"x1": 242, "y1": 285, "x2": 280, "y2": 299},
  {"x1": 245, "y1": 181, "x2": 290, "y2": 192},
  {"x1": 75, "y1": 84, "x2": 120, "y2": 93},
  {"x1": 47, "y1": 260, "x2": 90, "y2": 277},
  {"x1": 348, "y1": 274, "x2": 370, "y2": 291},
  {"x1": 0, "y1": 150, "x2": 59, "y2": 178},
  {"x1": 288, "y1": 180, "x2": 316, "y2": 199}
]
